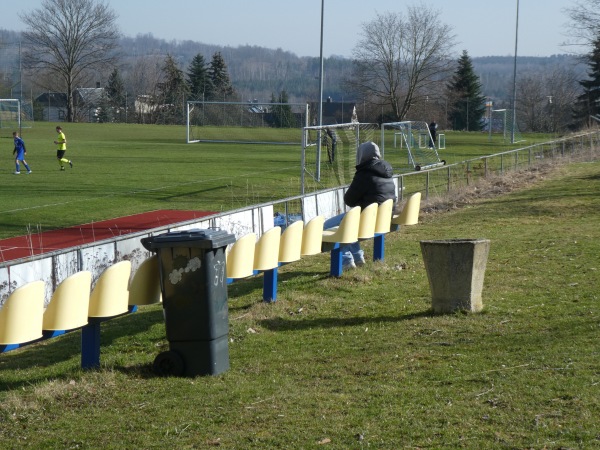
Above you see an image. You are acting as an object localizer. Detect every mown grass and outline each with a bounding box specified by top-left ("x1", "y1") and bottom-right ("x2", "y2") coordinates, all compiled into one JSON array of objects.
[
  {"x1": 0, "y1": 157, "x2": 598, "y2": 448},
  {"x1": 1, "y1": 123, "x2": 552, "y2": 240}
]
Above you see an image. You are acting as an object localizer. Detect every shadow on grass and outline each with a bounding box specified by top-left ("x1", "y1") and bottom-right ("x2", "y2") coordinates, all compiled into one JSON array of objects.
[
  {"x1": 260, "y1": 309, "x2": 434, "y2": 332},
  {"x1": 1, "y1": 266, "x2": 429, "y2": 388},
  {"x1": 227, "y1": 269, "x2": 332, "y2": 309},
  {"x1": 580, "y1": 172, "x2": 600, "y2": 181},
  {"x1": 116, "y1": 362, "x2": 158, "y2": 379},
  {"x1": 0, "y1": 308, "x2": 166, "y2": 390},
  {"x1": 159, "y1": 184, "x2": 229, "y2": 200}
]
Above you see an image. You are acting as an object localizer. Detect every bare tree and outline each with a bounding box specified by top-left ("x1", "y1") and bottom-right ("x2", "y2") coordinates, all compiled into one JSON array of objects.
[
  {"x1": 126, "y1": 55, "x2": 163, "y2": 124},
  {"x1": 565, "y1": 0, "x2": 600, "y2": 49},
  {"x1": 20, "y1": 0, "x2": 120, "y2": 122},
  {"x1": 516, "y1": 67, "x2": 580, "y2": 132},
  {"x1": 516, "y1": 76, "x2": 546, "y2": 132},
  {"x1": 346, "y1": 6, "x2": 455, "y2": 122}
]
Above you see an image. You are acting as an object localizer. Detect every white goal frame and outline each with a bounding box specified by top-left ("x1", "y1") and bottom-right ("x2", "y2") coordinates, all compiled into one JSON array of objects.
[
  {"x1": 0, "y1": 99, "x2": 22, "y2": 131},
  {"x1": 381, "y1": 121, "x2": 446, "y2": 171},
  {"x1": 186, "y1": 101, "x2": 310, "y2": 144},
  {"x1": 490, "y1": 109, "x2": 525, "y2": 143}
]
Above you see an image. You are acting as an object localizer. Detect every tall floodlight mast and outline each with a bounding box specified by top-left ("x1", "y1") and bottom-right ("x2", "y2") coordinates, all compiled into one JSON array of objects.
[
  {"x1": 511, "y1": 0, "x2": 520, "y2": 144},
  {"x1": 317, "y1": 0, "x2": 325, "y2": 180}
]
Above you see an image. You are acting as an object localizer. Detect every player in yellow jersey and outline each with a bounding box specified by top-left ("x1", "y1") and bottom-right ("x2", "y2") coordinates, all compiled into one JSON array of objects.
[{"x1": 54, "y1": 126, "x2": 73, "y2": 170}]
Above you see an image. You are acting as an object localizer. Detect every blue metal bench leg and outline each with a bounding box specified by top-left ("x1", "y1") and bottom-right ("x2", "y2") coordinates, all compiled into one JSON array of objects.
[
  {"x1": 374, "y1": 234, "x2": 385, "y2": 261},
  {"x1": 263, "y1": 268, "x2": 278, "y2": 303},
  {"x1": 0, "y1": 344, "x2": 21, "y2": 353},
  {"x1": 330, "y1": 244, "x2": 343, "y2": 277},
  {"x1": 81, "y1": 320, "x2": 102, "y2": 370}
]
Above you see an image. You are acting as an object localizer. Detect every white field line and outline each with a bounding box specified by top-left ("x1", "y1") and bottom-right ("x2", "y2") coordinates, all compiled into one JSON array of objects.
[{"x1": 0, "y1": 167, "x2": 295, "y2": 215}]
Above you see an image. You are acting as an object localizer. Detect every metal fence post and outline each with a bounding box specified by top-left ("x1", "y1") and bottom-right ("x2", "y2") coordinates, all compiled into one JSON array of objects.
[{"x1": 399, "y1": 176, "x2": 404, "y2": 201}]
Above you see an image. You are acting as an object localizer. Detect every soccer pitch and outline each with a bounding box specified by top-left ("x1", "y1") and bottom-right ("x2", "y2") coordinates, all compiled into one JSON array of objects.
[{"x1": 0, "y1": 122, "x2": 551, "y2": 240}]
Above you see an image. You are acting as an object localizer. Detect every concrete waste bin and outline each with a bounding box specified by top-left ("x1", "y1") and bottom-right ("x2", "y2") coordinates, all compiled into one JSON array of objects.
[
  {"x1": 420, "y1": 238, "x2": 491, "y2": 314},
  {"x1": 142, "y1": 228, "x2": 235, "y2": 376}
]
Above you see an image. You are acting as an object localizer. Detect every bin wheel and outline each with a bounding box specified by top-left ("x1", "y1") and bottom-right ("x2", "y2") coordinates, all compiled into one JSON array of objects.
[{"x1": 153, "y1": 350, "x2": 185, "y2": 376}]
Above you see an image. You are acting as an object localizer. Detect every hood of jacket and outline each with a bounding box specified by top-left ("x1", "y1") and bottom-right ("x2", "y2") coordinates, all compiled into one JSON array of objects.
[{"x1": 356, "y1": 141, "x2": 381, "y2": 165}]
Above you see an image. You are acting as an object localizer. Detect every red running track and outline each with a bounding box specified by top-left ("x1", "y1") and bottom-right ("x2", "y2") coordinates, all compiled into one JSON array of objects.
[{"x1": 0, "y1": 210, "x2": 214, "y2": 263}]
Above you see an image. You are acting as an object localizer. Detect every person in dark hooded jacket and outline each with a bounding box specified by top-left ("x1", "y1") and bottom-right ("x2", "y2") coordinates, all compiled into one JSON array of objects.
[{"x1": 323, "y1": 141, "x2": 396, "y2": 269}]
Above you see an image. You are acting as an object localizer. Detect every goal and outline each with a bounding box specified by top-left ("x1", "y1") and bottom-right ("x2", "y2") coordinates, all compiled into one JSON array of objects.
[
  {"x1": 489, "y1": 109, "x2": 524, "y2": 143},
  {"x1": 186, "y1": 101, "x2": 309, "y2": 144},
  {"x1": 301, "y1": 122, "x2": 379, "y2": 194},
  {"x1": 381, "y1": 121, "x2": 445, "y2": 171},
  {"x1": 0, "y1": 99, "x2": 33, "y2": 131}
]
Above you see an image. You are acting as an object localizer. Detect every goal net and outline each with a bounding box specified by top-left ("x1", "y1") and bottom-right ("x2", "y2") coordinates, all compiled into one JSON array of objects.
[
  {"x1": 0, "y1": 99, "x2": 33, "y2": 130},
  {"x1": 301, "y1": 122, "x2": 379, "y2": 194},
  {"x1": 489, "y1": 109, "x2": 524, "y2": 143},
  {"x1": 381, "y1": 121, "x2": 445, "y2": 171},
  {"x1": 187, "y1": 101, "x2": 309, "y2": 144}
]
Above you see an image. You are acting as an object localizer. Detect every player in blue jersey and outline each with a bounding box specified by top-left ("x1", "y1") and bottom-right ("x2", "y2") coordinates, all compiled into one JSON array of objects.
[{"x1": 13, "y1": 131, "x2": 32, "y2": 174}]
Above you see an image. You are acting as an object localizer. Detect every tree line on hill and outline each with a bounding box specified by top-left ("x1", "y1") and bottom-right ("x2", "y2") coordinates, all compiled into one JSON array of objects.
[{"x1": 1, "y1": 0, "x2": 596, "y2": 133}]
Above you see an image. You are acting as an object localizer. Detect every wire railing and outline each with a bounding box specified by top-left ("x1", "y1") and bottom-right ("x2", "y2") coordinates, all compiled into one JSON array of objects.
[{"x1": 391, "y1": 130, "x2": 600, "y2": 203}]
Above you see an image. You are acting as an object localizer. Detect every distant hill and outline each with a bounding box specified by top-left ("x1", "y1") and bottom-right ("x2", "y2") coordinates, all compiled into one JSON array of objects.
[
  {"x1": 117, "y1": 34, "x2": 583, "y2": 105},
  {"x1": 1, "y1": 29, "x2": 585, "y2": 107},
  {"x1": 472, "y1": 54, "x2": 585, "y2": 105}
]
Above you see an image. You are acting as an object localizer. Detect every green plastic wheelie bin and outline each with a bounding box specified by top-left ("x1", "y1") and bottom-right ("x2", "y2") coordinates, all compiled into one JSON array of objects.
[{"x1": 142, "y1": 228, "x2": 235, "y2": 376}]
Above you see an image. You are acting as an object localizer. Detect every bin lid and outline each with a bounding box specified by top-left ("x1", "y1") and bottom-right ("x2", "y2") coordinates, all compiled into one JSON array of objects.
[{"x1": 142, "y1": 228, "x2": 236, "y2": 250}]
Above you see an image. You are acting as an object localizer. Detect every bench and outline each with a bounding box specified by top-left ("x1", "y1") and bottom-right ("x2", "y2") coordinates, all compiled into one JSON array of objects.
[
  {"x1": 1, "y1": 194, "x2": 423, "y2": 367},
  {"x1": 0, "y1": 258, "x2": 163, "y2": 369},
  {"x1": 226, "y1": 215, "x2": 327, "y2": 302},
  {"x1": 321, "y1": 200, "x2": 398, "y2": 276}
]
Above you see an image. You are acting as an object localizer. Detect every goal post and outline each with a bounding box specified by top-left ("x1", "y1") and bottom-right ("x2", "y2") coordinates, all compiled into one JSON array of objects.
[
  {"x1": 489, "y1": 109, "x2": 525, "y2": 143},
  {"x1": 0, "y1": 99, "x2": 33, "y2": 132},
  {"x1": 186, "y1": 101, "x2": 309, "y2": 145}
]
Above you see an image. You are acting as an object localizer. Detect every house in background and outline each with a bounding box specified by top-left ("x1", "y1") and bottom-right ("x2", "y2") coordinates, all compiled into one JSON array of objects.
[
  {"x1": 35, "y1": 92, "x2": 67, "y2": 122},
  {"x1": 76, "y1": 87, "x2": 105, "y2": 122},
  {"x1": 35, "y1": 85, "x2": 106, "y2": 122},
  {"x1": 134, "y1": 95, "x2": 157, "y2": 124},
  {"x1": 309, "y1": 97, "x2": 357, "y2": 125}
]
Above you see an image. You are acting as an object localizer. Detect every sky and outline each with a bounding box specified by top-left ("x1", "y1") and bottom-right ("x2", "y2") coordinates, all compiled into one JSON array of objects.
[{"x1": 0, "y1": 0, "x2": 578, "y2": 58}]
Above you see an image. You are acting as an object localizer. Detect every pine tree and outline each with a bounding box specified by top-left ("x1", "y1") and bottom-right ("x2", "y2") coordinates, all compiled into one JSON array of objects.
[
  {"x1": 270, "y1": 90, "x2": 294, "y2": 128},
  {"x1": 157, "y1": 54, "x2": 189, "y2": 124},
  {"x1": 447, "y1": 50, "x2": 486, "y2": 131},
  {"x1": 573, "y1": 34, "x2": 600, "y2": 128},
  {"x1": 186, "y1": 53, "x2": 212, "y2": 101},
  {"x1": 97, "y1": 91, "x2": 111, "y2": 123},
  {"x1": 208, "y1": 52, "x2": 235, "y2": 101},
  {"x1": 106, "y1": 68, "x2": 126, "y2": 122}
]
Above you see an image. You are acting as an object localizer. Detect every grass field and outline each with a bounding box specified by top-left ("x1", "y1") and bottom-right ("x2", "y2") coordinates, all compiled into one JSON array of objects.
[
  {"x1": 0, "y1": 157, "x2": 598, "y2": 448},
  {"x1": 1, "y1": 123, "x2": 555, "y2": 240}
]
